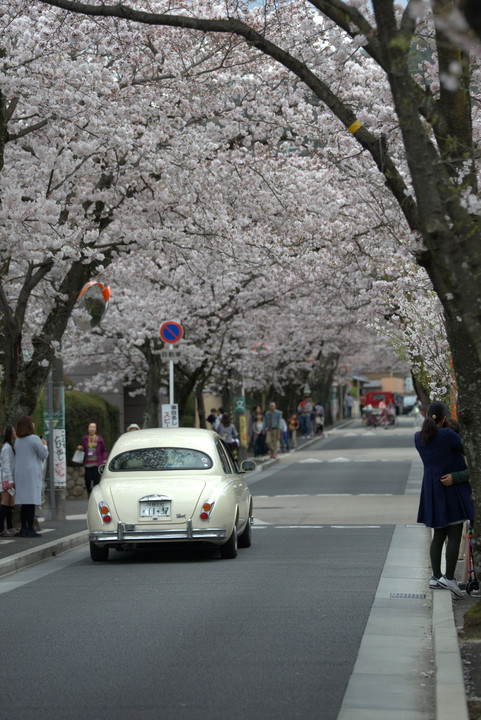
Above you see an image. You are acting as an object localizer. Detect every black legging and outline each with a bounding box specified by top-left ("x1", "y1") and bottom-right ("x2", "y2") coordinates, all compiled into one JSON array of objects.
[
  {"x1": 430, "y1": 523, "x2": 464, "y2": 580},
  {"x1": 0, "y1": 505, "x2": 13, "y2": 531},
  {"x1": 20, "y1": 504, "x2": 35, "y2": 531}
]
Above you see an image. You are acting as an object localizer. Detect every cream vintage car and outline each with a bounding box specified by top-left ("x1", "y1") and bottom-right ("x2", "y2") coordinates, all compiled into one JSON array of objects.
[{"x1": 87, "y1": 428, "x2": 255, "y2": 562}]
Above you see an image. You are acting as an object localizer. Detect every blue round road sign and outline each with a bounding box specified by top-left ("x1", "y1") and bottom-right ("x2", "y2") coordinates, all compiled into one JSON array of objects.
[{"x1": 160, "y1": 321, "x2": 183, "y2": 344}]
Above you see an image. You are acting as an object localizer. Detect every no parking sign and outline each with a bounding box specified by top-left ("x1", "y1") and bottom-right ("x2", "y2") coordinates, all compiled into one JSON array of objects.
[{"x1": 160, "y1": 321, "x2": 183, "y2": 344}]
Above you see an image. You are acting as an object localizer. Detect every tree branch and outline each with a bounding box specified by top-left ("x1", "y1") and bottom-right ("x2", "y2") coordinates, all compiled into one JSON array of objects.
[{"x1": 37, "y1": 0, "x2": 421, "y2": 231}]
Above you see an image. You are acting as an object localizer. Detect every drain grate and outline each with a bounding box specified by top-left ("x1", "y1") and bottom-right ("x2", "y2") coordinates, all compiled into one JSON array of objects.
[{"x1": 390, "y1": 592, "x2": 426, "y2": 599}]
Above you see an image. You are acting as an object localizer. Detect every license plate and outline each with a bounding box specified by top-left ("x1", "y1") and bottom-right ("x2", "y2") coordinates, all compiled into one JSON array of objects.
[{"x1": 140, "y1": 501, "x2": 171, "y2": 518}]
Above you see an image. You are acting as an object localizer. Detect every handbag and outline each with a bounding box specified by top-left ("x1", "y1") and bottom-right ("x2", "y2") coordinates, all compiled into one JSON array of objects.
[{"x1": 72, "y1": 449, "x2": 85, "y2": 464}]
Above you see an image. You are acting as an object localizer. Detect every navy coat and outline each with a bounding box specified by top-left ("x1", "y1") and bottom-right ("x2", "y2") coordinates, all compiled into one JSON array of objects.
[{"x1": 415, "y1": 427, "x2": 474, "y2": 528}]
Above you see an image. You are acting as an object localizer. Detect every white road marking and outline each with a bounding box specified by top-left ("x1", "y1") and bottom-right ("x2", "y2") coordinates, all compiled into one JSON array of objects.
[
  {"x1": 359, "y1": 493, "x2": 393, "y2": 497},
  {"x1": 254, "y1": 493, "x2": 395, "y2": 498},
  {"x1": 274, "y1": 494, "x2": 310, "y2": 498},
  {"x1": 252, "y1": 525, "x2": 383, "y2": 530},
  {"x1": 331, "y1": 525, "x2": 381, "y2": 529},
  {"x1": 299, "y1": 459, "x2": 323, "y2": 464},
  {"x1": 316, "y1": 493, "x2": 352, "y2": 496},
  {"x1": 327, "y1": 457, "x2": 351, "y2": 463},
  {"x1": 274, "y1": 525, "x2": 324, "y2": 529}
]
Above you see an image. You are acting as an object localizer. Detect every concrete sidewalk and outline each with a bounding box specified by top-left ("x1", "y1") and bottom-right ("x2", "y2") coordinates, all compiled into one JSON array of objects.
[
  {"x1": 0, "y1": 498, "x2": 88, "y2": 577},
  {"x1": 0, "y1": 425, "x2": 470, "y2": 720}
]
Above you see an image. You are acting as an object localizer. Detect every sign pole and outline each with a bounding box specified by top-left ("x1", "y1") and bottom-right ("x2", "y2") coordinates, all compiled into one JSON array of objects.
[
  {"x1": 159, "y1": 321, "x2": 183, "y2": 428},
  {"x1": 169, "y1": 360, "x2": 174, "y2": 405},
  {"x1": 47, "y1": 368, "x2": 56, "y2": 520}
]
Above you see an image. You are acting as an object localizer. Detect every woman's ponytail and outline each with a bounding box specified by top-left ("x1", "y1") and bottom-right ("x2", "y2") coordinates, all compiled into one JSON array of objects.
[{"x1": 420, "y1": 401, "x2": 448, "y2": 444}]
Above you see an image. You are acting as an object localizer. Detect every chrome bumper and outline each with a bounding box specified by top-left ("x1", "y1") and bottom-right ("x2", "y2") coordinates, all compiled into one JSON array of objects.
[{"x1": 90, "y1": 520, "x2": 227, "y2": 544}]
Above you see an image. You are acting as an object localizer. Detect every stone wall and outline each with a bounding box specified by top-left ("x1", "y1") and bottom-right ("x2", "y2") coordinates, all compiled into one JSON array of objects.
[{"x1": 67, "y1": 465, "x2": 88, "y2": 499}]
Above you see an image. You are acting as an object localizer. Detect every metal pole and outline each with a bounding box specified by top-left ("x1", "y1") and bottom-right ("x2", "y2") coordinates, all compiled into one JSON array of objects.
[
  {"x1": 47, "y1": 368, "x2": 56, "y2": 521},
  {"x1": 169, "y1": 360, "x2": 174, "y2": 405}
]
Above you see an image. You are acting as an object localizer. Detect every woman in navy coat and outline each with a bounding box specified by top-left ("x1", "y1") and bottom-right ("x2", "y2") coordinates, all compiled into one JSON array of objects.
[{"x1": 415, "y1": 401, "x2": 473, "y2": 595}]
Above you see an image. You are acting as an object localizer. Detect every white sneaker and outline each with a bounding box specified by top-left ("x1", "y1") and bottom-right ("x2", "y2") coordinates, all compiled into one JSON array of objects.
[
  {"x1": 429, "y1": 576, "x2": 444, "y2": 589},
  {"x1": 438, "y1": 575, "x2": 463, "y2": 597}
]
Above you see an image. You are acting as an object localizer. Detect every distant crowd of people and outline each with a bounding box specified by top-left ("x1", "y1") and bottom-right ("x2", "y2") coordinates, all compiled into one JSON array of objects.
[{"x1": 207, "y1": 396, "x2": 325, "y2": 460}]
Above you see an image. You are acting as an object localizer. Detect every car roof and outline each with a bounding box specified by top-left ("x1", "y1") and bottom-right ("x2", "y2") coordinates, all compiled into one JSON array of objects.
[{"x1": 111, "y1": 427, "x2": 218, "y2": 454}]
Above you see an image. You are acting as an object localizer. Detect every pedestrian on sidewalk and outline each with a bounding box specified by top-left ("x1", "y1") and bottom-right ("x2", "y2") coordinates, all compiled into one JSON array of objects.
[
  {"x1": 415, "y1": 401, "x2": 474, "y2": 596},
  {"x1": 262, "y1": 402, "x2": 282, "y2": 459},
  {"x1": 345, "y1": 393, "x2": 354, "y2": 418},
  {"x1": 0, "y1": 425, "x2": 16, "y2": 536},
  {"x1": 213, "y1": 408, "x2": 225, "y2": 433},
  {"x1": 288, "y1": 412, "x2": 299, "y2": 448},
  {"x1": 14, "y1": 416, "x2": 48, "y2": 538},
  {"x1": 315, "y1": 402, "x2": 324, "y2": 435},
  {"x1": 247, "y1": 405, "x2": 262, "y2": 450},
  {"x1": 206, "y1": 409, "x2": 217, "y2": 430},
  {"x1": 280, "y1": 416, "x2": 290, "y2": 453},
  {"x1": 126, "y1": 423, "x2": 140, "y2": 432},
  {"x1": 297, "y1": 396, "x2": 313, "y2": 438},
  {"x1": 77, "y1": 422, "x2": 108, "y2": 496},
  {"x1": 251, "y1": 411, "x2": 266, "y2": 458},
  {"x1": 218, "y1": 413, "x2": 239, "y2": 460}
]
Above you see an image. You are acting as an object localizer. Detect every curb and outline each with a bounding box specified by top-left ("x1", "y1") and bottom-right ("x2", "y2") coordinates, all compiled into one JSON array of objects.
[
  {"x1": 0, "y1": 530, "x2": 88, "y2": 579},
  {"x1": 433, "y1": 590, "x2": 469, "y2": 720}
]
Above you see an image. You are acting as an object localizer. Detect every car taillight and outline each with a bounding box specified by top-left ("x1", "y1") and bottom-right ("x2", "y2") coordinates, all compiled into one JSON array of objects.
[
  {"x1": 200, "y1": 500, "x2": 215, "y2": 521},
  {"x1": 99, "y1": 502, "x2": 112, "y2": 524}
]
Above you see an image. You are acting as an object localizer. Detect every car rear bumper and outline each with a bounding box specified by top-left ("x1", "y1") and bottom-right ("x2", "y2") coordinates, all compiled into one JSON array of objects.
[{"x1": 90, "y1": 520, "x2": 227, "y2": 544}]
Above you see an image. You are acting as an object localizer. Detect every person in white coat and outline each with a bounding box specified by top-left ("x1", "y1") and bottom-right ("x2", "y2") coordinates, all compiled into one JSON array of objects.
[
  {"x1": 0, "y1": 425, "x2": 17, "y2": 536},
  {"x1": 14, "y1": 416, "x2": 48, "y2": 538}
]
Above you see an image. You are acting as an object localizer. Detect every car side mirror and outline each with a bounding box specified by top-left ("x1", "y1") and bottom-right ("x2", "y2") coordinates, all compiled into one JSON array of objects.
[
  {"x1": 240, "y1": 460, "x2": 256, "y2": 473},
  {"x1": 98, "y1": 464, "x2": 105, "y2": 475}
]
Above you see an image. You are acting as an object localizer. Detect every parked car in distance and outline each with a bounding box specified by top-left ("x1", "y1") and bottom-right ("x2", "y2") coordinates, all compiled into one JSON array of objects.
[
  {"x1": 401, "y1": 395, "x2": 418, "y2": 414},
  {"x1": 87, "y1": 428, "x2": 254, "y2": 562}
]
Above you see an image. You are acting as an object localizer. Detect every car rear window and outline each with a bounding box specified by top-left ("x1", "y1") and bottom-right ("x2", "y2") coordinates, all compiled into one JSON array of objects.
[{"x1": 109, "y1": 447, "x2": 213, "y2": 471}]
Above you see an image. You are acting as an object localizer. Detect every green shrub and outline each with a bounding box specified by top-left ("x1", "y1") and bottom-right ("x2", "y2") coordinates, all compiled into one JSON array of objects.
[{"x1": 182, "y1": 392, "x2": 195, "y2": 428}]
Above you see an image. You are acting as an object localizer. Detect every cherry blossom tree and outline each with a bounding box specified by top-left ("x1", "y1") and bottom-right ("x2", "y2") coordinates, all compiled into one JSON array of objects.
[
  {"x1": 0, "y1": 0, "x2": 264, "y2": 424},
  {"x1": 31, "y1": 0, "x2": 481, "y2": 569}
]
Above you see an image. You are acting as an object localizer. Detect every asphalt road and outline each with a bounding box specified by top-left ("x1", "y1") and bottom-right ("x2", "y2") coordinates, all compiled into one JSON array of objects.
[{"x1": 0, "y1": 418, "x2": 419, "y2": 720}]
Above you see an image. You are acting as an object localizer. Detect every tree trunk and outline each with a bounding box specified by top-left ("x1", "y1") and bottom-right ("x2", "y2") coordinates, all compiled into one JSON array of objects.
[
  {"x1": 195, "y1": 381, "x2": 206, "y2": 429},
  {"x1": 411, "y1": 373, "x2": 430, "y2": 412},
  {"x1": 1, "y1": 259, "x2": 93, "y2": 425},
  {"x1": 176, "y1": 360, "x2": 209, "y2": 425},
  {"x1": 444, "y1": 313, "x2": 481, "y2": 576},
  {"x1": 142, "y1": 352, "x2": 162, "y2": 429}
]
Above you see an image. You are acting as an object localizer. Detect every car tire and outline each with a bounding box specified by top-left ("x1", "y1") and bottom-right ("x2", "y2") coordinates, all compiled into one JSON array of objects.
[
  {"x1": 238, "y1": 510, "x2": 252, "y2": 548},
  {"x1": 90, "y1": 541, "x2": 109, "y2": 562},
  {"x1": 220, "y1": 525, "x2": 238, "y2": 559}
]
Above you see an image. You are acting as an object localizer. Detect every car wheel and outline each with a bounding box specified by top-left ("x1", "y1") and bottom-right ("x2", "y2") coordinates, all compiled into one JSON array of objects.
[
  {"x1": 238, "y1": 510, "x2": 252, "y2": 548},
  {"x1": 90, "y1": 541, "x2": 109, "y2": 562},
  {"x1": 220, "y1": 525, "x2": 238, "y2": 559}
]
